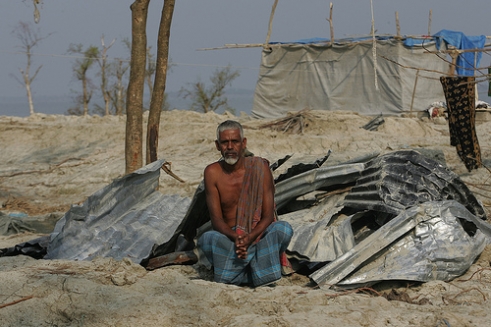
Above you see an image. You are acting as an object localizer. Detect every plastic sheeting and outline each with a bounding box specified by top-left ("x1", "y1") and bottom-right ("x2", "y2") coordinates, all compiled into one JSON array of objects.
[
  {"x1": 252, "y1": 37, "x2": 448, "y2": 118},
  {"x1": 433, "y1": 30, "x2": 486, "y2": 76},
  {"x1": 45, "y1": 159, "x2": 191, "y2": 263}
]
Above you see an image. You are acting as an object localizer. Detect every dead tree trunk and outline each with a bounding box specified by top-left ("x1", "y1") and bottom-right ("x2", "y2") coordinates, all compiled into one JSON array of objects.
[
  {"x1": 82, "y1": 77, "x2": 90, "y2": 116},
  {"x1": 116, "y1": 59, "x2": 126, "y2": 116},
  {"x1": 146, "y1": 0, "x2": 176, "y2": 164},
  {"x1": 125, "y1": 0, "x2": 150, "y2": 174},
  {"x1": 21, "y1": 67, "x2": 36, "y2": 115},
  {"x1": 99, "y1": 36, "x2": 115, "y2": 116},
  {"x1": 13, "y1": 21, "x2": 48, "y2": 116}
]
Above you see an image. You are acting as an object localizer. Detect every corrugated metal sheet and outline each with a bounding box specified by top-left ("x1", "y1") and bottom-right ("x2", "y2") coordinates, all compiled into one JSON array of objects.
[
  {"x1": 278, "y1": 150, "x2": 490, "y2": 289},
  {"x1": 310, "y1": 200, "x2": 489, "y2": 289},
  {"x1": 45, "y1": 159, "x2": 191, "y2": 263},
  {"x1": 343, "y1": 150, "x2": 486, "y2": 218},
  {"x1": 10, "y1": 149, "x2": 491, "y2": 290}
]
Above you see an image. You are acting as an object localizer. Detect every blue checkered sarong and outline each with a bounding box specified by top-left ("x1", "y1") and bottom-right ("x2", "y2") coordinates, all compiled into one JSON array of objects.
[{"x1": 197, "y1": 221, "x2": 293, "y2": 287}]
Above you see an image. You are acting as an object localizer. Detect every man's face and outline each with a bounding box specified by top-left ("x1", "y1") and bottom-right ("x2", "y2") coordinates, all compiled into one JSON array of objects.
[{"x1": 215, "y1": 128, "x2": 247, "y2": 165}]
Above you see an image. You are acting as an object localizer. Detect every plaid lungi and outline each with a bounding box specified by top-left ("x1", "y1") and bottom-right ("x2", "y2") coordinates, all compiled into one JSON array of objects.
[{"x1": 197, "y1": 221, "x2": 293, "y2": 287}]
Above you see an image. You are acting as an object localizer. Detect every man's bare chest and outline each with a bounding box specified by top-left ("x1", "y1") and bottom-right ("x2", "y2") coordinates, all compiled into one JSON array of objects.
[{"x1": 217, "y1": 171, "x2": 244, "y2": 209}]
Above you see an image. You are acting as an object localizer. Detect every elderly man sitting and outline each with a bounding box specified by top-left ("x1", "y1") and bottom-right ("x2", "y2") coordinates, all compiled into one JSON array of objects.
[{"x1": 197, "y1": 120, "x2": 293, "y2": 287}]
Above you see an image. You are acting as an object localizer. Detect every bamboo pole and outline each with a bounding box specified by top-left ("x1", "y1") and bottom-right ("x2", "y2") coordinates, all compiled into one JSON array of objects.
[
  {"x1": 448, "y1": 50, "x2": 459, "y2": 76},
  {"x1": 264, "y1": 0, "x2": 279, "y2": 50},
  {"x1": 328, "y1": 3, "x2": 334, "y2": 45},
  {"x1": 428, "y1": 9, "x2": 432, "y2": 36},
  {"x1": 410, "y1": 69, "x2": 420, "y2": 112},
  {"x1": 488, "y1": 67, "x2": 491, "y2": 96},
  {"x1": 426, "y1": 47, "x2": 491, "y2": 54},
  {"x1": 395, "y1": 12, "x2": 400, "y2": 39},
  {"x1": 380, "y1": 55, "x2": 448, "y2": 75},
  {"x1": 198, "y1": 44, "x2": 491, "y2": 52},
  {"x1": 370, "y1": 0, "x2": 378, "y2": 91}
]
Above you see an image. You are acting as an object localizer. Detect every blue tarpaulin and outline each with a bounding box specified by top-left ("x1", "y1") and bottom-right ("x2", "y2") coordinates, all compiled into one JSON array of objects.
[{"x1": 433, "y1": 29, "x2": 486, "y2": 76}]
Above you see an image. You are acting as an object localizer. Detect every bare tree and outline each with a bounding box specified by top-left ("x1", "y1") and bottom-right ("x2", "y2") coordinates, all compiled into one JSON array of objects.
[
  {"x1": 125, "y1": 0, "x2": 150, "y2": 174},
  {"x1": 145, "y1": 46, "x2": 172, "y2": 112},
  {"x1": 105, "y1": 38, "x2": 131, "y2": 116},
  {"x1": 146, "y1": 0, "x2": 175, "y2": 164},
  {"x1": 97, "y1": 35, "x2": 115, "y2": 116},
  {"x1": 145, "y1": 46, "x2": 156, "y2": 99},
  {"x1": 11, "y1": 21, "x2": 51, "y2": 116},
  {"x1": 179, "y1": 65, "x2": 240, "y2": 113},
  {"x1": 108, "y1": 57, "x2": 129, "y2": 116},
  {"x1": 67, "y1": 44, "x2": 99, "y2": 116}
]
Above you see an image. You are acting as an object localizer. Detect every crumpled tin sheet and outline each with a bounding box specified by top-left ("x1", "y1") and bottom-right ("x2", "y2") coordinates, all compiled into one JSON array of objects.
[
  {"x1": 279, "y1": 150, "x2": 490, "y2": 288},
  {"x1": 343, "y1": 150, "x2": 486, "y2": 219},
  {"x1": 310, "y1": 200, "x2": 489, "y2": 289},
  {"x1": 279, "y1": 193, "x2": 351, "y2": 263},
  {"x1": 274, "y1": 163, "x2": 365, "y2": 209},
  {"x1": 45, "y1": 159, "x2": 191, "y2": 264}
]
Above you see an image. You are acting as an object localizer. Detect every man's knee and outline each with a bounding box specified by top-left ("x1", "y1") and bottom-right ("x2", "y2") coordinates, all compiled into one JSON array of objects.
[
  {"x1": 198, "y1": 230, "x2": 224, "y2": 248},
  {"x1": 271, "y1": 221, "x2": 293, "y2": 237},
  {"x1": 266, "y1": 221, "x2": 293, "y2": 246}
]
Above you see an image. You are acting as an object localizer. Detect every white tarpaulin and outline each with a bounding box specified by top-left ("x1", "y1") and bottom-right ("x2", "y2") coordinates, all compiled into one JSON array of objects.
[{"x1": 252, "y1": 37, "x2": 449, "y2": 118}]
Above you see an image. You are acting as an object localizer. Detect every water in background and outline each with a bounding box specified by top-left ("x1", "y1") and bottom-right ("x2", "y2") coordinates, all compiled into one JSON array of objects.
[
  {"x1": 0, "y1": 95, "x2": 73, "y2": 117},
  {"x1": 0, "y1": 89, "x2": 256, "y2": 117},
  {"x1": 1, "y1": 85, "x2": 490, "y2": 117}
]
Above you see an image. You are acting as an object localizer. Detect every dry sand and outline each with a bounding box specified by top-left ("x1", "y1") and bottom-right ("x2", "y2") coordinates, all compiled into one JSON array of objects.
[{"x1": 1, "y1": 109, "x2": 491, "y2": 326}]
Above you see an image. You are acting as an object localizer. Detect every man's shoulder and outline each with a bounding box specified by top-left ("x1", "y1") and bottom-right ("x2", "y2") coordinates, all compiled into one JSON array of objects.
[
  {"x1": 206, "y1": 160, "x2": 221, "y2": 168},
  {"x1": 246, "y1": 156, "x2": 270, "y2": 168},
  {"x1": 204, "y1": 161, "x2": 221, "y2": 174}
]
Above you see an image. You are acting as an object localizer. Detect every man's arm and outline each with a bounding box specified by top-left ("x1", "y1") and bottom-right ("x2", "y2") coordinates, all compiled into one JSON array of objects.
[{"x1": 204, "y1": 164, "x2": 237, "y2": 242}]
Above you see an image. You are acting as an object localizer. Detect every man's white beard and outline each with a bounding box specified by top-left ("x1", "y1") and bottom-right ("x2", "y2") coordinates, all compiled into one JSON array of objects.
[{"x1": 224, "y1": 156, "x2": 238, "y2": 165}]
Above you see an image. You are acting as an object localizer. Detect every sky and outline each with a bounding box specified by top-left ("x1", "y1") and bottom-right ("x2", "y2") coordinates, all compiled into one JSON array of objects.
[{"x1": 1, "y1": 0, "x2": 490, "y2": 116}]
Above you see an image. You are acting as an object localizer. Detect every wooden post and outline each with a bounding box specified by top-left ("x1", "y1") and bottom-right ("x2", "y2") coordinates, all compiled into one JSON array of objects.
[
  {"x1": 410, "y1": 69, "x2": 420, "y2": 112},
  {"x1": 428, "y1": 9, "x2": 432, "y2": 36},
  {"x1": 264, "y1": 0, "x2": 279, "y2": 50},
  {"x1": 448, "y1": 50, "x2": 459, "y2": 76},
  {"x1": 329, "y1": 3, "x2": 334, "y2": 45},
  {"x1": 370, "y1": 0, "x2": 378, "y2": 90},
  {"x1": 488, "y1": 67, "x2": 491, "y2": 97},
  {"x1": 395, "y1": 11, "x2": 400, "y2": 39}
]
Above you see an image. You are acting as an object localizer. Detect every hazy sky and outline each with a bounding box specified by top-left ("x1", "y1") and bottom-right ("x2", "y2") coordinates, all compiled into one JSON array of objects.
[{"x1": 1, "y1": 1, "x2": 490, "y2": 111}]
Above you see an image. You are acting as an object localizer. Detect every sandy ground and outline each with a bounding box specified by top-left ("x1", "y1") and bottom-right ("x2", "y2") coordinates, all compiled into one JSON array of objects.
[{"x1": 1, "y1": 109, "x2": 491, "y2": 326}]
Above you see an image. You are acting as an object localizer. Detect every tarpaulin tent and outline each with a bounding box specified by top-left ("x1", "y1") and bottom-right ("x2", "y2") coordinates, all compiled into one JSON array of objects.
[{"x1": 251, "y1": 32, "x2": 484, "y2": 119}]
